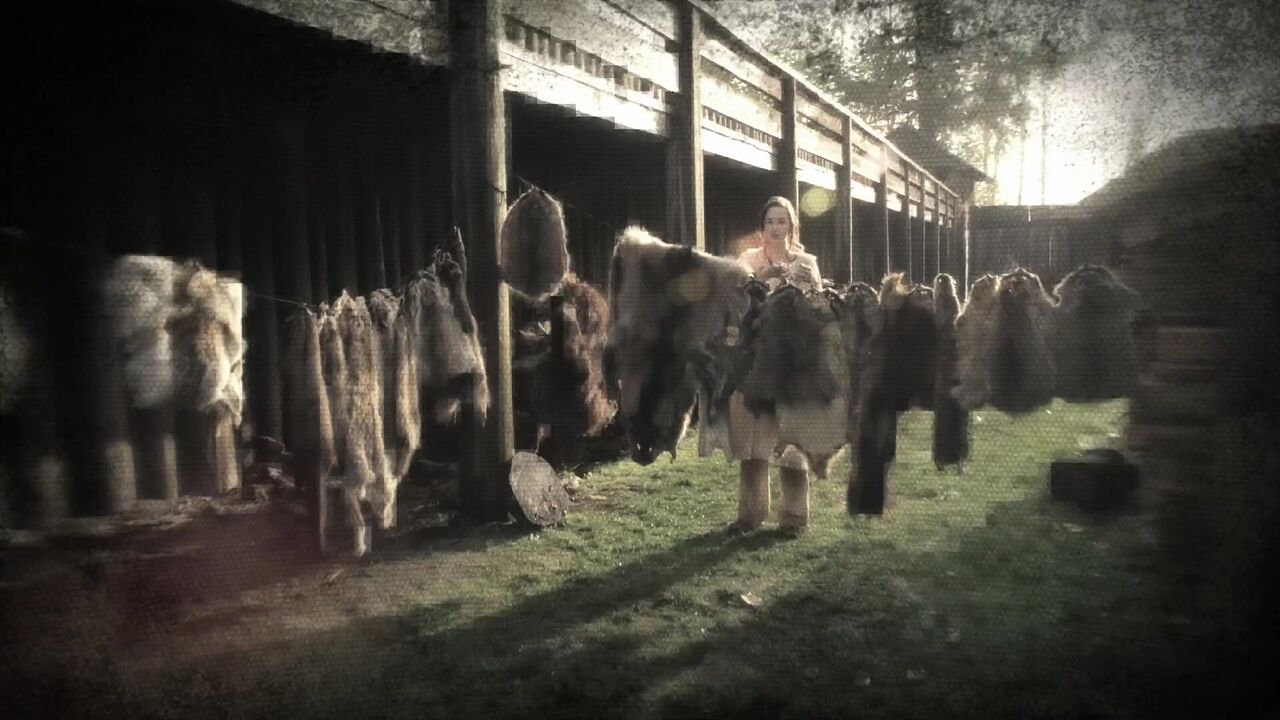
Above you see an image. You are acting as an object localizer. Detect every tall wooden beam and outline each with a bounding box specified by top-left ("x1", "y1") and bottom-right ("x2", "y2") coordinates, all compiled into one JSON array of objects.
[
  {"x1": 778, "y1": 76, "x2": 798, "y2": 208},
  {"x1": 835, "y1": 113, "x2": 853, "y2": 284},
  {"x1": 930, "y1": 199, "x2": 942, "y2": 281},
  {"x1": 665, "y1": 1, "x2": 704, "y2": 249},
  {"x1": 898, "y1": 164, "x2": 912, "y2": 281},
  {"x1": 450, "y1": 0, "x2": 514, "y2": 521},
  {"x1": 876, "y1": 143, "x2": 890, "y2": 281}
]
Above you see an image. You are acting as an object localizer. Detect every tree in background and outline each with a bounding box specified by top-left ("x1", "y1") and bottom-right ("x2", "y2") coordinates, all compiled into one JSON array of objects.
[{"x1": 709, "y1": 0, "x2": 1280, "y2": 203}]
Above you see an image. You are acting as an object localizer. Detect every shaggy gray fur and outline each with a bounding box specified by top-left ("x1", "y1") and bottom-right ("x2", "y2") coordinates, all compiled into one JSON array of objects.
[{"x1": 1048, "y1": 265, "x2": 1141, "y2": 401}]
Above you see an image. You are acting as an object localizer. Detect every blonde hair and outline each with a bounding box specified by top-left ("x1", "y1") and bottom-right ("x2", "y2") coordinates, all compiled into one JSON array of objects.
[{"x1": 759, "y1": 196, "x2": 804, "y2": 253}]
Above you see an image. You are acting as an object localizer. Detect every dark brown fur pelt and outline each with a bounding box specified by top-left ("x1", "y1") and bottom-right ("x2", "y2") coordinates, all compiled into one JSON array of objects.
[
  {"x1": 742, "y1": 285, "x2": 840, "y2": 414},
  {"x1": 769, "y1": 288, "x2": 852, "y2": 472},
  {"x1": 987, "y1": 268, "x2": 1056, "y2": 413},
  {"x1": 875, "y1": 274, "x2": 938, "y2": 412},
  {"x1": 334, "y1": 293, "x2": 395, "y2": 530},
  {"x1": 952, "y1": 273, "x2": 999, "y2": 409},
  {"x1": 605, "y1": 226, "x2": 750, "y2": 464},
  {"x1": 501, "y1": 188, "x2": 571, "y2": 299},
  {"x1": 281, "y1": 308, "x2": 337, "y2": 478},
  {"x1": 931, "y1": 273, "x2": 970, "y2": 468},
  {"x1": 1048, "y1": 264, "x2": 1141, "y2": 401},
  {"x1": 554, "y1": 272, "x2": 615, "y2": 436},
  {"x1": 834, "y1": 282, "x2": 880, "y2": 436}
]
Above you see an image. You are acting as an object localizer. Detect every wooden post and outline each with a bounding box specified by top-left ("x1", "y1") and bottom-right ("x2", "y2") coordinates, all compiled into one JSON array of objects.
[
  {"x1": 898, "y1": 165, "x2": 912, "y2": 280},
  {"x1": 835, "y1": 114, "x2": 854, "y2": 284},
  {"x1": 665, "y1": 1, "x2": 704, "y2": 249},
  {"x1": 778, "y1": 76, "x2": 799, "y2": 208},
  {"x1": 936, "y1": 197, "x2": 947, "y2": 281},
  {"x1": 876, "y1": 143, "x2": 890, "y2": 281},
  {"x1": 962, "y1": 200, "x2": 971, "y2": 300},
  {"x1": 450, "y1": 0, "x2": 515, "y2": 521}
]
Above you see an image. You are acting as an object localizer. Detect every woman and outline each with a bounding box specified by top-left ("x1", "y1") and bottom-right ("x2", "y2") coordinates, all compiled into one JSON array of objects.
[{"x1": 729, "y1": 196, "x2": 821, "y2": 532}]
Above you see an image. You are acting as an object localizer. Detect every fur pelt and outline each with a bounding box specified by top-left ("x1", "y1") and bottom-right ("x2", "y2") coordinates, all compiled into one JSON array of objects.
[
  {"x1": 169, "y1": 264, "x2": 246, "y2": 423},
  {"x1": 101, "y1": 254, "x2": 179, "y2": 409},
  {"x1": 501, "y1": 188, "x2": 571, "y2": 298},
  {"x1": 952, "y1": 273, "x2": 999, "y2": 409},
  {"x1": 697, "y1": 276, "x2": 769, "y2": 461},
  {"x1": 366, "y1": 288, "x2": 407, "y2": 476},
  {"x1": 0, "y1": 281, "x2": 30, "y2": 414},
  {"x1": 833, "y1": 281, "x2": 880, "y2": 459},
  {"x1": 318, "y1": 303, "x2": 349, "y2": 466},
  {"x1": 986, "y1": 268, "x2": 1056, "y2": 413},
  {"x1": 1048, "y1": 264, "x2": 1141, "y2": 401},
  {"x1": 399, "y1": 250, "x2": 489, "y2": 424},
  {"x1": 764, "y1": 289, "x2": 852, "y2": 476},
  {"x1": 606, "y1": 226, "x2": 750, "y2": 464},
  {"x1": 742, "y1": 285, "x2": 840, "y2": 414},
  {"x1": 557, "y1": 273, "x2": 615, "y2": 436},
  {"x1": 875, "y1": 274, "x2": 937, "y2": 412},
  {"x1": 281, "y1": 307, "x2": 337, "y2": 476},
  {"x1": 931, "y1": 273, "x2": 970, "y2": 468},
  {"x1": 335, "y1": 292, "x2": 395, "y2": 531}
]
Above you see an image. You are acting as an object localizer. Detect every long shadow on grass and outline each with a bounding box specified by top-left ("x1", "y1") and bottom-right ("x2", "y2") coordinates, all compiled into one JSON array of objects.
[{"x1": 0, "y1": 526, "x2": 790, "y2": 719}]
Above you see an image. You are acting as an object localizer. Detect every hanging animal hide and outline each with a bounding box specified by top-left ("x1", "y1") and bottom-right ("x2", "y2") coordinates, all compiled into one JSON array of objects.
[
  {"x1": 986, "y1": 268, "x2": 1056, "y2": 413},
  {"x1": 501, "y1": 188, "x2": 571, "y2": 299},
  {"x1": 741, "y1": 285, "x2": 841, "y2": 415},
  {"x1": 1049, "y1": 264, "x2": 1141, "y2": 401},
  {"x1": 367, "y1": 288, "x2": 410, "y2": 477},
  {"x1": 931, "y1": 273, "x2": 970, "y2": 468},
  {"x1": 400, "y1": 250, "x2": 489, "y2": 425},
  {"x1": 769, "y1": 288, "x2": 852, "y2": 478},
  {"x1": 876, "y1": 274, "x2": 937, "y2": 412},
  {"x1": 605, "y1": 226, "x2": 751, "y2": 464},
  {"x1": 281, "y1": 307, "x2": 337, "y2": 479},
  {"x1": 318, "y1": 303, "x2": 349, "y2": 468},
  {"x1": 334, "y1": 292, "x2": 395, "y2": 532},
  {"x1": 169, "y1": 264, "x2": 246, "y2": 424},
  {"x1": 100, "y1": 254, "x2": 179, "y2": 409},
  {"x1": 952, "y1": 273, "x2": 999, "y2": 410},
  {"x1": 697, "y1": 276, "x2": 769, "y2": 461}
]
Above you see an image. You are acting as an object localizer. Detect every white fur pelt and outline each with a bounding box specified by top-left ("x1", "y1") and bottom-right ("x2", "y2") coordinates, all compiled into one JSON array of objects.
[
  {"x1": 100, "y1": 254, "x2": 179, "y2": 409},
  {"x1": 501, "y1": 188, "x2": 570, "y2": 299},
  {"x1": 334, "y1": 292, "x2": 395, "y2": 533},
  {"x1": 0, "y1": 282, "x2": 30, "y2": 413},
  {"x1": 366, "y1": 289, "x2": 406, "y2": 477},
  {"x1": 318, "y1": 302, "x2": 349, "y2": 458},
  {"x1": 170, "y1": 264, "x2": 246, "y2": 423},
  {"x1": 606, "y1": 226, "x2": 750, "y2": 464},
  {"x1": 281, "y1": 307, "x2": 337, "y2": 476}
]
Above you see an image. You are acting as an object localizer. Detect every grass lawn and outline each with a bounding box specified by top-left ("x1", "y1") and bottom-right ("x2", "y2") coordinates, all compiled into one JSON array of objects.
[{"x1": 2, "y1": 399, "x2": 1214, "y2": 719}]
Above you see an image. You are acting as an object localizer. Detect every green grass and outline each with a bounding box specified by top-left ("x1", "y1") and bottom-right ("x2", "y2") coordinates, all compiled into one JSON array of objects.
[{"x1": 4, "y1": 400, "x2": 1208, "y2": 719}]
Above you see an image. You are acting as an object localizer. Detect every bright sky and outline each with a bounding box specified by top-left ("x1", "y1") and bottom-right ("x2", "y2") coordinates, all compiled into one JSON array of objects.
[{"x1": 991, "y1": 30, "x2": 1280, "y2": 205}]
